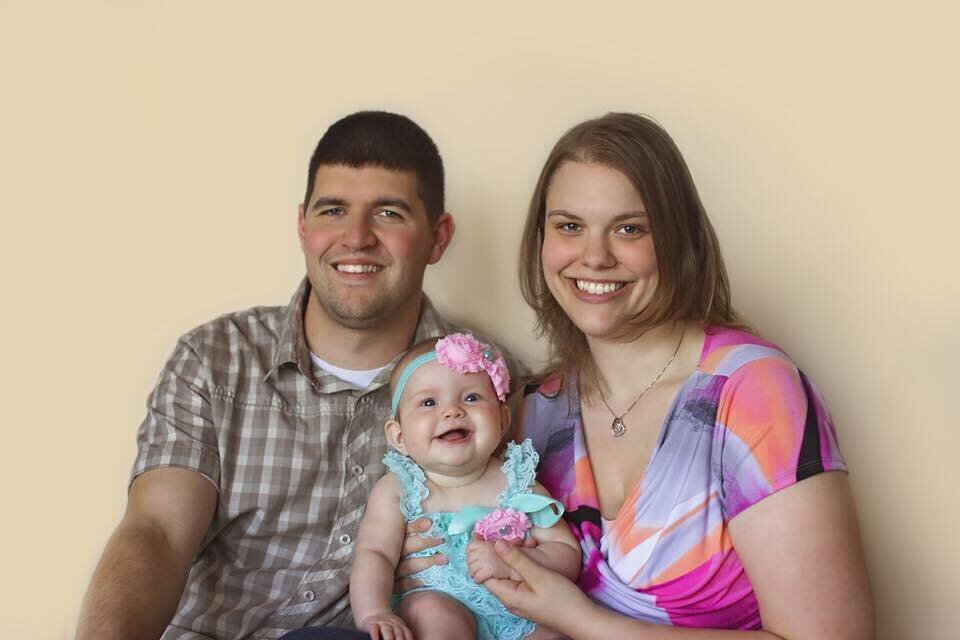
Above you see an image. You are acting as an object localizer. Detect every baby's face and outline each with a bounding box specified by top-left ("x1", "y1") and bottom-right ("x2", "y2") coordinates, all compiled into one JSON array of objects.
[{"x1": 392, "y1": 360, "x2": 506, "y2": 474}]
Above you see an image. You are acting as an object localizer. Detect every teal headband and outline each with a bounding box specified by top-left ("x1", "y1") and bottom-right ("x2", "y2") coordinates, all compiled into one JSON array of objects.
[{"x1": 390, "y1": 351, "x2": 438, "y2": 416}]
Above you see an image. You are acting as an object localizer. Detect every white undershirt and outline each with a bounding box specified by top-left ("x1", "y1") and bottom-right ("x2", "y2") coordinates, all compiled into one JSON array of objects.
[{"x1": 309, "y1": 352, "x2": 385, "y2": 389}]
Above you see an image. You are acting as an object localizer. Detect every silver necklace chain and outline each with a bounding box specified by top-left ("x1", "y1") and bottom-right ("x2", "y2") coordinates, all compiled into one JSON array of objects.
[{"x1": 597, "y1": 328, "x2": 686, "y2": 438}]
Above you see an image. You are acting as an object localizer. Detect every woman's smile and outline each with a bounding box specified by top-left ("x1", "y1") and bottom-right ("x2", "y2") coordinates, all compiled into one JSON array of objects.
[{"x1": 567, "y1": 277, "x2": 631, "y2": 300}]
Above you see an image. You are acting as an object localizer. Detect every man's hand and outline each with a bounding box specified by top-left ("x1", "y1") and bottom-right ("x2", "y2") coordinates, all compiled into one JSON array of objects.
[
  {"x1": 393, "y1": 518, "x2": 446, "y2": 594},
  {"x1": 359, "y1": 611, "x2": 414, "y2": 640},
  {"x1": 467, "y1": 534, "x2": 522, "y2": 583}
]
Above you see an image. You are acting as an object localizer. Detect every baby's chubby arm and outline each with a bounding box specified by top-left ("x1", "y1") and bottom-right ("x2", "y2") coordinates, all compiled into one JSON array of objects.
[
  {"x1": 349, "y1": 474, "x2": 413, "y2": 639},
  {"x1": 468, "y1": 482, "x2": 581, "y2": 584},
  {"x1": 522, "y1": 482, "x2": 581, "y2": 580}
]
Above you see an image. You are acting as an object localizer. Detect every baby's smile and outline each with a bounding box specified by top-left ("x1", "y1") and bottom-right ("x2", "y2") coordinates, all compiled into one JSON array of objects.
[{"x1": 435, "y1": 426, "x2": 472, "y2": 443}]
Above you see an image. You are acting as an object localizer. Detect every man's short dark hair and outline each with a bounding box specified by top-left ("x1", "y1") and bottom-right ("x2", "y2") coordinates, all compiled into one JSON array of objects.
[{"x1": 304, "y1": 111, "x2": 445, "y2": 222}]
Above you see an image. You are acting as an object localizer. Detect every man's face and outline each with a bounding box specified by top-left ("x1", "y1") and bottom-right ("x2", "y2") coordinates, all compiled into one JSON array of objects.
[{"x1": 298, "y1": 164, "x2": 452, "y2": 330}]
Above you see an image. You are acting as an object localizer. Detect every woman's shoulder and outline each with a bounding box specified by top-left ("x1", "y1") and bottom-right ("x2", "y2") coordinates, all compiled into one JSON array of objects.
[
  {"x1": 517, "y1": 371, "x2": 578, "y2": 455},
  {"x1": 704, "y1": 329, "x2": 847, "y2": 518},
  {"x1": 699, "y1": 325, "x2": 798, "y2": 379},
  {"x1": 519, "y1": 370, "x2": 577, "y2": 425},
  {"x1": 522, "y1": 369, "x2": 567, "y2": 399}
]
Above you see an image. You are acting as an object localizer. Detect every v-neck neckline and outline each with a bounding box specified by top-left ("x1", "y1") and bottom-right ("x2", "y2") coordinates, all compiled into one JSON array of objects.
[{"x1": 571, "y1": 330, "x2": 713, "y2": 525}]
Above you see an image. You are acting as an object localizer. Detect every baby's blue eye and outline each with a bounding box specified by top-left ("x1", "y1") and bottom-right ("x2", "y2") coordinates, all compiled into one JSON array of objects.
[{"x1": 464, "y1": 393, "x2": 480, "y2": 402}]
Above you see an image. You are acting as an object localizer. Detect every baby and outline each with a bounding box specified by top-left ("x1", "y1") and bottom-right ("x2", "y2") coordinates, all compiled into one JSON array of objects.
[{"x1": 350, "y1": 333, "x2": 581, "y2": 640}]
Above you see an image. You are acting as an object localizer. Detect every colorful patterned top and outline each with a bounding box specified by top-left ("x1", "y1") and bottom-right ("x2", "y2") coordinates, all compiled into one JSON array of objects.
[{"x1": 519, "y1": 327, "x2": 847, "y2": 629}]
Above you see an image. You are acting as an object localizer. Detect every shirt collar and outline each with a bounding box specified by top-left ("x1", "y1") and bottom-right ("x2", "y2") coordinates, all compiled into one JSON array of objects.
[{"x1": 267, "y1": 277, "x2": 313, "y2": 382}]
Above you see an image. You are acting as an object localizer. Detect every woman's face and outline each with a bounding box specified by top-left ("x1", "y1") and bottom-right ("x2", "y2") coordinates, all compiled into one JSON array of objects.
[{"x1": 541, "y1": 161, "x2": 658, "y2": 341}]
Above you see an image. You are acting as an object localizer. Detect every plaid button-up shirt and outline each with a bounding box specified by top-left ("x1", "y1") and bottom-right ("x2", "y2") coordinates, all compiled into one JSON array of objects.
[{"x1": 131, "y1": 278, "x2": 455, "y2": 639}]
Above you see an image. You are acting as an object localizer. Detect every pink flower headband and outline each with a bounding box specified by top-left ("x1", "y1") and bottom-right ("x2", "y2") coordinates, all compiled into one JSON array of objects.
[{"x1": 390, "y1": 333, "x2": 511, "y2": 416}]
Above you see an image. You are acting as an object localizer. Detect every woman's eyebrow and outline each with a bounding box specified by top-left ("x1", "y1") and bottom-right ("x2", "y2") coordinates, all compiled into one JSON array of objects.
[
  {"x1": 546, "y1": 210, "x2": 648, "y2": 220},
  {"x1": 611, "y1": 211, "x2": 648, "y2": 222}
]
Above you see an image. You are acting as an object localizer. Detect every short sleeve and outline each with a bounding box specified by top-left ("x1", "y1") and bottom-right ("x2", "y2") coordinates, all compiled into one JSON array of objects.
[
  {"x1": 715, "y1": 356, "x2": 847, "y2": 520},
  {"x1": 130, "y1": 335, "x2": 221, "y2": 488}
]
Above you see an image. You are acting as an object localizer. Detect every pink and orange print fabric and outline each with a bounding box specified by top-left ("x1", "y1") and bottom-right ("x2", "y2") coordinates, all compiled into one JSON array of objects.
[{"x1": 520, "y1": 327, "x2": 847, "y2": 629}]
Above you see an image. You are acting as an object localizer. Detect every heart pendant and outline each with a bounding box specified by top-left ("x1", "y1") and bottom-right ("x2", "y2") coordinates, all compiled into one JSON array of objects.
[{"x1": 611, "y1": 417, "x2": 626, "y2": 437}]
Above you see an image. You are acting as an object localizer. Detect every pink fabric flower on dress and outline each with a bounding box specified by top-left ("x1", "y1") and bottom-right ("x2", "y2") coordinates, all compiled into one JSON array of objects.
[
  {"x1": 473, "y1": 508, "x2": 531, "y2": 542},
  {"x1": 435, "y1": 333, "x2": 510, "y2": 401}
]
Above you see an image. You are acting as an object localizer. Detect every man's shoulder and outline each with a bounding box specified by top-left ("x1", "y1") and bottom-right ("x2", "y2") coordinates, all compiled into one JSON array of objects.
[
  {"x1": 180, "y1": 303, "x2": 289, "y2": 352},
  {"x1": 170, "y1": 301, "x2": 299, "y2": 388}
]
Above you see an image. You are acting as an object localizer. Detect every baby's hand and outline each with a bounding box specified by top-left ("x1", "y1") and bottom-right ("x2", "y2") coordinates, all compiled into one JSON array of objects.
[
  {"x1": 467, "y1": 534, "x2": 522, "y2": 583},
  {"x1": 359, "y1": 611, "x2": 414, "y2": 640}
]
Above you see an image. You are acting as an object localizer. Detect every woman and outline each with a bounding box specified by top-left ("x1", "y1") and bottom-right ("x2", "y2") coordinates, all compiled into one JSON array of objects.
[{"x1": 482, "y1": 113, "x2": 874, "y2": 638}]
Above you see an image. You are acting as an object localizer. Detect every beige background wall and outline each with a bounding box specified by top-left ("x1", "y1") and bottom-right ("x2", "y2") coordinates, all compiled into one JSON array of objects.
[{"x1": 1, "y1": 1, "x2": 957, "y2": 638}]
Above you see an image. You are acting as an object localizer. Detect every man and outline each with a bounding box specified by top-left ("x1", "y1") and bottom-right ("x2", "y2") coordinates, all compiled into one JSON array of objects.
[{"x1": 77, "y1": 111, "x2": 460, "y2": 640}]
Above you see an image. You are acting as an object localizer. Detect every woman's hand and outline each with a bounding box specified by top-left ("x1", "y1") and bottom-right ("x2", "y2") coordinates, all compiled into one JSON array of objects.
[
  {"x1": 483, "y1": 540, "x2": 595, "y2": 634},
  {"x1": 393, "y1": 518, "x2": 446, "y2": 594},
  {"x1": 358, "y1": 611, "x2": 413, "y2": 640}
]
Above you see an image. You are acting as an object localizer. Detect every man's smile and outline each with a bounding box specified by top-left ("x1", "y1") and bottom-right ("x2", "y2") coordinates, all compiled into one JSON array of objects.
[{"x1": 334, "y1": 263, "x2": 384, "y2": 273}]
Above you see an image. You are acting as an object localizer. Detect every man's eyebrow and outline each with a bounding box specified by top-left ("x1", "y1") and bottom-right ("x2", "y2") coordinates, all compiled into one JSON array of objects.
[
  {"x1": 310, "y1": 196, "x2": 347, "y2": 210},
  {"x1": 371, "y1": 197, "x2": 412, "y2": 211},
  {"x1": 310, "y1": 196, "x2": 414, "y2": 212}
]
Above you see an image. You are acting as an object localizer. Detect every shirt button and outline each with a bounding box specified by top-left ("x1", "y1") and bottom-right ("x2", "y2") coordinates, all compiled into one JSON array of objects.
[
  {"x1": 303, "y1": 590, "x2": 316, "y2": 602},
  {"x1": 351, "y1": 464, "x2": 364, "y2": 476},
  {"x1": 339, "y1": 533, "x2": 353, "y2": 545}
]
